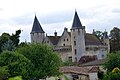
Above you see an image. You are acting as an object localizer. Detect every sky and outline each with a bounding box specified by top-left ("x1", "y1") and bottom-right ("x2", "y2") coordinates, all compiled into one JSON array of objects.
[{"x1": 0, "y1": 0, "x2": 120, "y2": 42}]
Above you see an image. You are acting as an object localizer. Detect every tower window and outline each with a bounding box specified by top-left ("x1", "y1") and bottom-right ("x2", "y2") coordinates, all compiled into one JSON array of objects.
[
  {"x1": 67, "y1": 38, "x2": 68, "y2": 41},
  {"x1": 75, "y1": 49, "x2": 77, "y2": 55},
  {"x1": 75, "y1": 57, "x2": 77, "y2": 62},
  {"x1": 74, "y1": 36, "x2": 75, "y2": 39},
  {"x1": 74, "y1": 41, "x2": 76, "y2": 46}
]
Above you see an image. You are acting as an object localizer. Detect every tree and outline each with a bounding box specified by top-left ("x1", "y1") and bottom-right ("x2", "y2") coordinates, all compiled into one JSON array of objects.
[
  {"x1": 0, "y1": 66, "x2": 9, "y2": 80},
  {"x1": 93, "y1": 30, "x2": 104, "y2": 40},
  {"x1": 0, "y1": 33, "x2": 10, "y2": 52},
  {"x1": 16, "y1": 43, "x2": 62, "y2": 79},
  {"x1": 10, "y1": 29, "x2": 21, "y2": 47},
  {"x1": 0, "y1": 51, "x2": 33, "y2": 79},
  {"x1": 104, "y1": 51, "x2": 120, "y2": 72},
  {"x1": 0, "y1": 30, "x2": 21, "y2": 53},
  {"x1": 110, "y1": 27, "x2": 120, "y2": 52}
]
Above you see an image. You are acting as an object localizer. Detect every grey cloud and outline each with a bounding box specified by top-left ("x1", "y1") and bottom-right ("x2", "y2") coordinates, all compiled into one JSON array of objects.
[
  {"x1": 0, "y1": 8, "x2": 3, "y2": 11},
  {"x1": 11, "y1": 13, "x2": 33, "y2": 25},
  {"x1": 112, "y1": 8, "x2": 120, "y2": 13}
]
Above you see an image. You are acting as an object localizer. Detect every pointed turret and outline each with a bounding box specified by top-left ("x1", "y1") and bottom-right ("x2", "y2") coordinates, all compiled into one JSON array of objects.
[
  {"x1": 71, "y1": 11, "x2": 86, "y2": 62},
  {"x1": 30, "y1": 15, "x2": 45, "y2": 43},
  {"x1": 71, "y1": 11, "x2": 83, "y2": 29},
  {"x1": 103, "y1": 31, "x2": 109, "y2": 39},
  {"x1": 103, "y1": 30, "x2": 110, "y2": 53},
  {"x1": 31, "y1": 15, "x2": 44, "y2": 33}
]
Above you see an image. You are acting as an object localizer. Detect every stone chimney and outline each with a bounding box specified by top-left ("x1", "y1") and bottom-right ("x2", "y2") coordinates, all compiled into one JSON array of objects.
[{"x1": 54, "y1": 31, "x2": 57, "y2": 37}]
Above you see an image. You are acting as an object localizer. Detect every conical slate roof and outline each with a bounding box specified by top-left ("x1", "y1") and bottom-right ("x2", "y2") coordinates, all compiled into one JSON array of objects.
[
  {"x1": 31, "y1": 15, "x2": 44, "y2": 33},
  {"x1": 71, "y1": 11, "x2": 83, "y2": 29}
]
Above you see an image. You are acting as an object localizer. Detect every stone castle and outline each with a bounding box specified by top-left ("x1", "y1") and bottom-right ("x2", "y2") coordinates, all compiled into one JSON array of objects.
[{"x1": 30, "y1": 11, "x2": 110, "y2": 62}]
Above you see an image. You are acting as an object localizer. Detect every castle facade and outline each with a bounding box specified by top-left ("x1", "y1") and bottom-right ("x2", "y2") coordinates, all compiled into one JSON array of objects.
[{"x1": 30, "y1": 11, "x2": 110, "y2": 62}]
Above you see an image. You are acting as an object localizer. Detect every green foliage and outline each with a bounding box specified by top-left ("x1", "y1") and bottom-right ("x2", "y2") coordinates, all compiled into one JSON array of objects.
[
  {"x1": 8, "y1": 76, "x2": 22, "y2": 80},
  {"x1": 0, "y1": 66, "x2": 9, "y2": 80},
  {"x1": 104, "y1": 51, "x2": 120, "y2": 72},
  {"x1": 16, "y1": 43, "x2": 62, "y2": 79},
  {"x1": 1, "y1": 40, "x2": 15, "y2": 51},
  {"x1": 0, "y1": 33, "x2": 10, "y2": 52},
  {"x1": 103, "y1": 72, "x2": 120, "y2": 80},
  {"x1": 10, "y1": 30, "x2": 21, "y2": 47},
  {"x1": 110, "y1": 27, "x2": 120, "y2": 52},
  {"x1": 93, "y1": 30, "x2": 104, "y2": 40},
  {"x1": 62, "y1": 60, "x2": 74, "y2": 66},
  {"x1": 0, "y1": 30, "x2": 21, "y2": 52},
  {"x1": 0, "y1": 51, "x2": 33, "y2": 79}
]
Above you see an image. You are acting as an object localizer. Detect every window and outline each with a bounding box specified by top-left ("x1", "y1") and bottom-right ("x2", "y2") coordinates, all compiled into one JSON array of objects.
[
  {"x1": 68, "y1": 57, "x2": 72, "y2": 62},
  {"x1": 67, "y1": 38, "x2": 68, "y2": 41},
  {"x1": 74, "y1": 41, "x2": 76, "y2": 46},
  {"x1": 74, "y1": 49, "x2": 77, "y2": 55},
  {"x1": 74, "y1": 36, "x2": 75, "y2": 39},
  {"x1": 75, "y1": 57, "x2": 77, "y2": 62},
  {"x1": 47, "y1": 41, "x2": 49, "y2": 43},
  {"x1": 63, "y1": 44, "x2": 65, "y2": 46},
  {"x1": 64, "y1": 39, "x2": 65, "y2": 41}
]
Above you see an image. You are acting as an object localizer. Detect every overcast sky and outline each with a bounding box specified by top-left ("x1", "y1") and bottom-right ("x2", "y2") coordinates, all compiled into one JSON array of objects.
[{"x1": 0, "y1": 0, "x2": 120, "y2": 42}]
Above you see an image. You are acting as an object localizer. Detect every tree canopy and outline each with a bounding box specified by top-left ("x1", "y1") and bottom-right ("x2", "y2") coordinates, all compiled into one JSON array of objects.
[
  {"x1": 0, "y1": 30, "x2": 21, "y2": 53},
  {"x1": 104, "y1": 51, "x2": 120, "y2": 72},
  {"x1": 0, "y1": 51, "x2": 33, "y2": 79},
  {"x1": 16, "y1": 43, "x2": 62, "y2": 79},
  {"x1": 110, "y1": 27, "x2": 120, "y2": 52}
]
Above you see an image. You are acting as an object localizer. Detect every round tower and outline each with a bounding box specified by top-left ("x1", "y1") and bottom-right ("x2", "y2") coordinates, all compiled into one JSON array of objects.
[
  {"x1": 71, "y1": 11, "x2": 86, "y2": 62},
  {"x1": 103, "y1": 31, "x2": 110, "y2": 53},
  {"x1": 30, "y1": 15, "x2": 45, "y2": 43}
]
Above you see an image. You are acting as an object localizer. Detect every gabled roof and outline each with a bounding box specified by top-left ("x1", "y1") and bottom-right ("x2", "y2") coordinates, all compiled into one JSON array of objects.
[
  {"x1": 71, "y1": 11, "x2": 83, "y2": 29},
  {"x1": 47, "y1": 36, "x2": 61, "y2": 45},
  {"x1": 85, "y1": 33, "x2": 103, "y2": 45},
  {"x1": 31, "y1": 15, "x2": 44, "y2": 33}
]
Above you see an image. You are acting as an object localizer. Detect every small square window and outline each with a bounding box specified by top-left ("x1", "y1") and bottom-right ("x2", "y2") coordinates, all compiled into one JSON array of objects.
[
  {"x1": 75, "y1": 49, "x2": 77, "y2": 55},
  {"x1": 74, "y1": 41, "x2": 76, "y2": 46},
  {"x1": 67, "y1": 38, "x2": 68, "y2": 41}
]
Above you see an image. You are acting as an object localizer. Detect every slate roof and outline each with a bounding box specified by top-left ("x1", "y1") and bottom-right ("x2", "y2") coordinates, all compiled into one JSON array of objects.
[
  {"x1": 79, "y1": 59, "x2": 106, "y2": 67},
  {"x1": 47, "y1": 36, "x2": 61, "y2": 45},
  {"x1": 61, "y1": 66, "x2": 99, "y2": 74},
  {"x1": 71, "y1": 11, "x2": 83, "y2": 29},
  {"x1": 85, "y1": 33, "x2": 102, "y2": 45},
  {"x1": 61, "y1": 66, "x2": 89, "y2": 75},
  {"x1": 31, "y1": 16, "x2": 44, "y2": 33},
  {"x1": 46, "y1": 33, "x2": 102, "y2": 46},
  {"x1": 79, "y1": 55, "x2": 97, "y2": 64}
]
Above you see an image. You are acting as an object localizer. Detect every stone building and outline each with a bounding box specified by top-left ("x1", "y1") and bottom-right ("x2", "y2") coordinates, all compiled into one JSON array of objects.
[{"x1": 30, "y1": 11, "x2": 109, "y2": 62}]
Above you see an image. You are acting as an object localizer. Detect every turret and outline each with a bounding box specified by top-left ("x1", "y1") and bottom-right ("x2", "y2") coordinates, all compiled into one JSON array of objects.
[
  {"x1": 71, "y1": 11, "x2": 86, "y2": 62},
  {"x1": 30, "y1": 15, "x2": 45, "y2": 43},
  {"x1": 103, "y1": 31, "x2": 110, "y2": 53}
]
